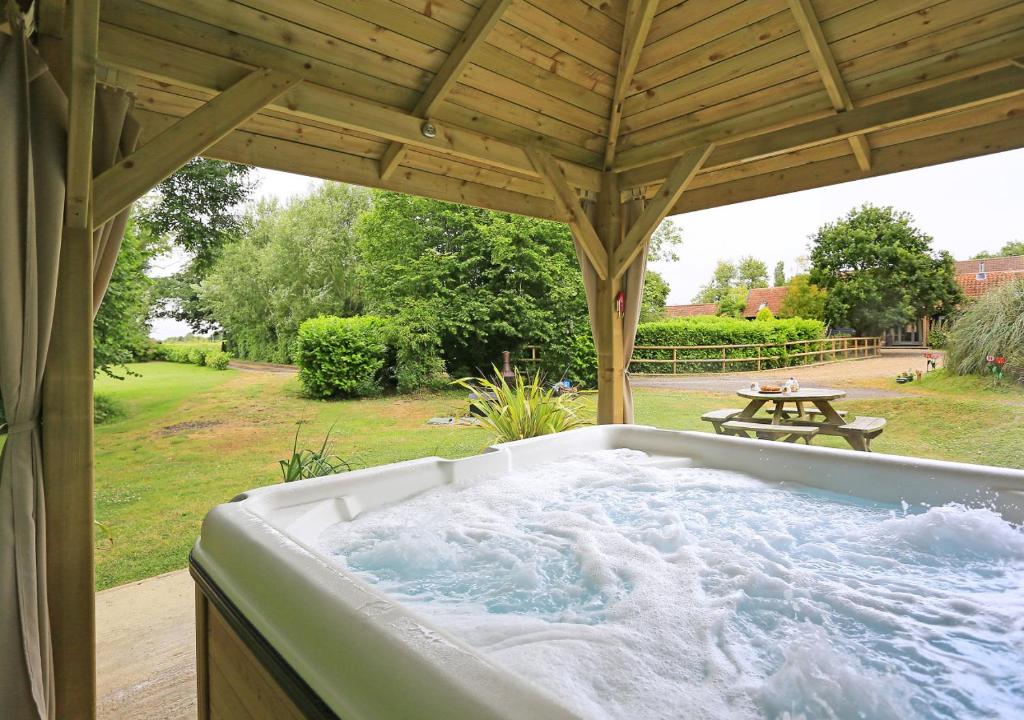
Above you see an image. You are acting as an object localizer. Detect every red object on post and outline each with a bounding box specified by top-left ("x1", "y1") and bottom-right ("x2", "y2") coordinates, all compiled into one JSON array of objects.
[{"x1": 614, "y1": 290, "x2": 625, "y2": 317}]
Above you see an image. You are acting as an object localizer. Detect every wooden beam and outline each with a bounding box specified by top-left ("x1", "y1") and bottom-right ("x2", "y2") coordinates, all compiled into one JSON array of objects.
[
  {"x1": 64, "y1": 0, "x2": 99, "y2": 230},
  {"x1": 527, "y1": 148, "x2": 609, "y2": 280},
  {"x1": 603, "y1": 0, "x2": 658, "y2": 170},
  {"x1": 92, "y1": 68, "x2": 299, "y2": 226},
  {"x1": 787, "y1": 0, "x2": 871, "y2": 171},
  {"x1": 379, "y1": 0, "x2": 511, "y2": 180},
  {"x1": 618, "y1": 65, "x2": 1024, "y2": 187},
  {"x1": 612, "y1": 144, "x2": 712, "y2": 278}
]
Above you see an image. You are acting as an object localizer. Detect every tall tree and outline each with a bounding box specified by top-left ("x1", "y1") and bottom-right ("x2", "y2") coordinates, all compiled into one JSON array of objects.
[
  {"x1": 972, "y1": 240, "x2": 1024, "y2": 259},
  {"x1": 140, "y1": 158, "x2": 255, "y2": 332},
  {"x1": 778, "y1": 274, "x2": 827, "y2": 320},
  {"x1": 809, "y1": 204, "x2": 962, "y2": 335},
  {"x1": 737, "y1": 256, "x2": 769, "y2": 288},
  {"x1": 773, "y1": 260, "x2": 786, "y2": 286},
  {"x1": 693, "y1": 255, "x2": 768, "y2": 311},
  {"x1": 200, "y1": 183, "x2": 371, "y2": 362},
  {"x1": 693, "y1": 260, "x2": 738, "y2": 304}
]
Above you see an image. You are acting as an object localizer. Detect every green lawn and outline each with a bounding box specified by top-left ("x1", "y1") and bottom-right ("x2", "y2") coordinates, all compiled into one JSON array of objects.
[{"x1": 89, "y1": 363, "x2": 1024, "y2": 590}]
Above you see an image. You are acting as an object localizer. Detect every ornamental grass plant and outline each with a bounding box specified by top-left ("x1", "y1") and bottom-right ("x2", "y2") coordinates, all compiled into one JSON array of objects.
[
  {"x1": 946, "y1": 279, "x2": 1024, "y2": 383},
  {"x1": 454, "y1": 370, "x2": 587, "y2": 443}
]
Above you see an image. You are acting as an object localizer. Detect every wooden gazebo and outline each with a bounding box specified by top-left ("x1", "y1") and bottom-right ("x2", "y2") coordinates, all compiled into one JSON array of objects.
[{"x1": 3, "y1": 0, "x2": 1023, "y2": 717}]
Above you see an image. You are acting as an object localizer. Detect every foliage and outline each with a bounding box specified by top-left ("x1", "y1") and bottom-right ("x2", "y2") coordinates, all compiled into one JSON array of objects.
[
  {"x1": 927, "y1": 318, "x2": 951, "y2": 350},
  {"x1": 141, "y1": 158, "x2": 255, "y2": 333},
  {"x1": 773, "y1": 261, "x2": 786, "y2": 287},
  {"x1": 454, "y1": 370, "x2": 587, "y2": 442},
  {"x1": 648, "y1": 219, "x2": 683, "y2": 263},
  {"x1": 568, "y1": 316, "x2": 825, "y2": 383},
  {"x1": 640, "y1": 270, "x2": 671, "y2": 322},
  {"x1": 93, "y1": 394, "x2": 127, "y2": 425},
  {"x1": 199, "y1": 183, "x2": 371, "y2": 363},
  {"x1": 295, "y1": 316, "x2": 390, "y2": 398},
  {"x1": 693, "y1": 255, "x2": 768, "y2": 308},
  {"x1": 778, "y1": 274, "x2": 828, "y2": 320},
  {"x1": 755, "y1": 306, "x2": 775, "y2": 321},
  {"x1": 946, "y1": 279, "x2": 1024, "y2": 382},
  {"x1": 808, "y1": 205, "x2": 963, "y2": 336},
  {"x1": 279, "y1": 425, "x2": 350, "y2": 482},
  {"x1": 357, "y1": 192, "x2": 589, "y2": 377},
  {"x1": 972, "y1": 241, "x2": 1024, "y2": 259},
  {"x1": 94, "y1": 219, "x2": 157, "y2": 378},
  {"x1": 385, "y1": 301, "x2": 449, "y2": 393},
  {"x1": 156, "y1": 339, "x2": 230, "y2": 370}
]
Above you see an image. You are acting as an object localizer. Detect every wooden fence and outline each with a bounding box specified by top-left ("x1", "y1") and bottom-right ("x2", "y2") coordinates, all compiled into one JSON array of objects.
[{"x1": 522, "y1": 337, "x2": 881, "y2": 374}]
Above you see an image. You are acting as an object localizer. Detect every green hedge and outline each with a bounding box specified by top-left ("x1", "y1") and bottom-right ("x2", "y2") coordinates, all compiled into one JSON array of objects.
[
  {"x1": 296, "y1": 316, "x2": 391, "y2": 398},
  {"x1": 156, "y1": 340, "x2": 232, "y2": 370},
  {"x1": 568, "y1": 316, "x2": 827, "y2": 386}
]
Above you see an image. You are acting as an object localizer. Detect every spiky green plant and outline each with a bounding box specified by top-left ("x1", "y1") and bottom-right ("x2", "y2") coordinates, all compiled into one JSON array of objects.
[
  {"x1": 454, "y1": 369, "x2": 587, "y2": 443},
  {"x1": 279, "y1": 424, "x2": 351, "y2": 482},
  {"x1": 946, "y1": 279, "x2": 1024, "y2": 382}
]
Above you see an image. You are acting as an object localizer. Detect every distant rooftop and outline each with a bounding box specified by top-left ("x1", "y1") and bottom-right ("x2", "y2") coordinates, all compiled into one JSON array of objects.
[{"x1": 954, "y1": 255, "x2": 1024, "y2": 275}]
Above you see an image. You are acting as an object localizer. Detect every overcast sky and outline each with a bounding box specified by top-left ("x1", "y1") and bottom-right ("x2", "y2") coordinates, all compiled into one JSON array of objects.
[
  {"x1": 153, "y1": 147, "x2": 1023, "y2": 339},
  {"x1": 252, "y1": 147, "x2": 1023, "y2": 305}
]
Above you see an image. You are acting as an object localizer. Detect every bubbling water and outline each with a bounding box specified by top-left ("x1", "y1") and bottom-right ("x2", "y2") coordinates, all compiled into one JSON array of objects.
[{"x1": 317, "y1": 450, "x2": 1024, "y2": 719}]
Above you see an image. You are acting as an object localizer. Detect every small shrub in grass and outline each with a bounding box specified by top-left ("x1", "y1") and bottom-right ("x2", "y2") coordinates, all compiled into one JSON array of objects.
[
  {"x1": 187, "y1": 348, "x2": 206, "y2": 366},
  {"x1": 295, "y1": 316, "x2": 390, "y2": 398},
  {"x1": 279, "y1": 425, "x2": 350, "y2": 482},
  {"x1": 204, "y1": 350, "x2": 231, "y2": 370},
  {"x1": 454, "y1": 370, "x2": 587, "y2": 442},
  {"x1": 94, "y1": 394, "x2": 127, "y2": 425},
  {"x1": 755, "y1": 307, "x2": 775, "y2": 321}
]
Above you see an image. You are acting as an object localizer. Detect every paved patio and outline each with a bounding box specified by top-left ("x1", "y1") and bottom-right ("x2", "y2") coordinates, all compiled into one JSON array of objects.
[{"x1": 97, "y1": 570, "x2": 196, "y2": 719}]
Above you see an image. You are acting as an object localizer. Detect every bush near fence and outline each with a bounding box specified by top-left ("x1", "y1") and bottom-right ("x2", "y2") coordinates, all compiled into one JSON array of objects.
[
  {"x1": 156, "y1": 340, "x2": 231, "y2": 370},
  {"x1": 632, "y1": 316, "x2": 826, "y2": 373}
]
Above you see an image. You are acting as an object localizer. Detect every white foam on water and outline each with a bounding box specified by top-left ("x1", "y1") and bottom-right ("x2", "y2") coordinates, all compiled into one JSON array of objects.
[{"x1": 316, "y1": 450, "x2": 1024, "y2": 719}]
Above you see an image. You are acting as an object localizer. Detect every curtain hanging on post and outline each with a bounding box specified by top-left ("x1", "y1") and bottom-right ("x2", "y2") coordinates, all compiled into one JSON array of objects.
[{"x1": 0, "y1": 17, "x2": 67, "y2": 719}]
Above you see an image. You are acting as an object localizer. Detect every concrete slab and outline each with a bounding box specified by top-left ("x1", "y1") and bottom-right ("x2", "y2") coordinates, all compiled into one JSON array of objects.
[{"x1": 97, "y1": 569, "x2": 196, "y2": 719}]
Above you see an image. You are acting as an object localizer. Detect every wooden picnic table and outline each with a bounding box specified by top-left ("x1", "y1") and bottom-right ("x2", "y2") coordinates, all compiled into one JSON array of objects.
[{"x1": 717, "y1": 386, "x2": 884, "y2": 451}]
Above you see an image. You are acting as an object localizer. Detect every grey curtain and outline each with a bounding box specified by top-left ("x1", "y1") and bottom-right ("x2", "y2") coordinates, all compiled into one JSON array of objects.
[
  {"x1": 0, "y1": 21, "x2": 66, "y2": 720},
  {"x1": 575, "y1": 196, "x2": 648, "y2": 423}
]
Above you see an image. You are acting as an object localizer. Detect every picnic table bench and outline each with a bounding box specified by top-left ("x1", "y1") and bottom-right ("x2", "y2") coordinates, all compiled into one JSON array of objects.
[{"x1": 701, "y1": 386, "x2": 886, "y2": 451}]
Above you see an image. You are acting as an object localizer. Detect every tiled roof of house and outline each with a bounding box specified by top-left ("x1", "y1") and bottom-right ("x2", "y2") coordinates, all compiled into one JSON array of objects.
[
  {"x1": 664, "y1": 303, "x2": 718, "y2": 318},
  {"x1": 954, "y1": 255, "x2": 1024, "y2": 274},
  {"x1": 956, "y1": 270, "x2": 1024, "y2": 298},
  {"x1": 742, "y1": 287, "x2": 790, "y2": 318}
]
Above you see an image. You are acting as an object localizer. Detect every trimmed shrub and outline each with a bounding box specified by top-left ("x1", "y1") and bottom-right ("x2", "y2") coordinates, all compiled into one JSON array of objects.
[
  {"x1": 204, "y1": 350, "x2": 231, "y2": 370},
  {"x1": 566, "y1": 316, "x2": 826, "y2": 385},
  {"x1": 156, "y1": 340, "x2": 228, "y2": 369},
  {"x1": 296, "y1": 316, "x2": 390, "y2": 398},
  {"x1": 755, "y1": 307, "x2": 775, "y2": 321},
  {"x1": 187, "y1": 348, "x2": 206, "y2": 366},
  {"x1": 946, "y1": 279, "x2": 1024, "y2": 381}
]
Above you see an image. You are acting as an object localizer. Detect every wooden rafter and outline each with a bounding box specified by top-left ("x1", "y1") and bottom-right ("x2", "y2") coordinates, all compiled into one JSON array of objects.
[
  {"x1": 612, "y1": 144, "x2": 713, "y2": 278},
  {"x1": 603, "y1": 0, "x2": 658, "y2": 171},
  {"x1": 379, "y1": 0, "x2": 511, "y2": 181},
  {"x1": 787, "y1": 0, "x2": 872, "y2": 171},
  {"x1": 527, "y1": 149, "x2": 609, "y2": 280},
  {"x1": 64, "y1": 0, "x2": 100, "y2": 230},
  {"x1": 92, "y1": 69, "x2": 300, "y2": 226},
  {"x1": 618, "y1": 65, "x2": 1024, "y2": 187}
]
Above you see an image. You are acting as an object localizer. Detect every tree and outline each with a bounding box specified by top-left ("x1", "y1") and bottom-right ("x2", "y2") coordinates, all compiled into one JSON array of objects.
[
  {"x1": 648, "y1": 219, "x2": 683, "y2": 263},
  {"x1": 94, "y1": 217, "x2": 157, "y2": 377},
  {"x1": 141, "y1": 158, "x2": 255, "y2": 332},
  {"x1": 808, "y1": 205, "x2": 963, "y2": 335},
  {"x1": 357, "y1": 192, "x2": 590, "y2": 376},
  {"x1": 778, "y1": 274, "x2": 827, "y2": 320},
  {"x1": 737, "y1": 256, "x2": 769, "y2": 288},
  {"x1": 640, "y1": 271, "x2": 670, "y2": 322},
  {"x1": 199, "y1": 183, "x2": 371, "y2": 362},
  {"x1": 693, "y1": 260, "x2": 738, "y2": 304},
  {"x1": 972, "y1": 240, "x2": 1024, "y2": 259},
  {"x1": 717, "y1": 286, "x2": 750, "y2": 318},
  {"x1": 773, "y1": 261, "x2": 785, "y2": 287}
]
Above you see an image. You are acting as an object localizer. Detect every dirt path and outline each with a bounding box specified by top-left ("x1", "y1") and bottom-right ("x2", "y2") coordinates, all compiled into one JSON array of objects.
[
  {"x1": 228, "y1": 359, "x2": 297, "y2": 374},
  {"x1": 632, "y1": 349, "x2": 937, "y2": 399}
]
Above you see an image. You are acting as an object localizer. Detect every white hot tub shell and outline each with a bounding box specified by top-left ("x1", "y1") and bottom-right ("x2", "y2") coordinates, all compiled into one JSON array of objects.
[{"x1": 190, "y1": 426, "x2": 1024, "y2": 720}]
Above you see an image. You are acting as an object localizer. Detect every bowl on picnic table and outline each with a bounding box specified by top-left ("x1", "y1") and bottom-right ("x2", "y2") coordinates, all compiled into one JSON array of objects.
[{"x1": 759, "y1": 385, "x2": 783, "y2": 394}]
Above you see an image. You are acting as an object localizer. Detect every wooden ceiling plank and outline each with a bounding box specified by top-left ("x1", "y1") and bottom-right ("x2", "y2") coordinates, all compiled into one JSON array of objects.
[
  {"x1": 380, "y1": 0, "x2": 511, "y2": 181},
  {"x1": 604, "y1": 0, "x2": 659, "y2": 170},
  {"x1": 788, "y1": 0, "x2": 871, "y2": 170},
  {"x1": 617, "y1": 65, "x2": 1024, "y2": 183},
  {"x1": 93, "y1": 68, "x2": 301, "y2": 225},
  {"x1": 527, "y1": 148, "x2": 610, "y2": 280},
  {"x1": 612, "y1": 143, "x2": 713, "y2": 277}
]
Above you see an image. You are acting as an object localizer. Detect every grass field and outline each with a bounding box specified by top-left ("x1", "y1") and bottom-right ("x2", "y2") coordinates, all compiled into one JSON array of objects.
[{"x1": 88, "y1": 363, "x2": 1024, "y2": 590}]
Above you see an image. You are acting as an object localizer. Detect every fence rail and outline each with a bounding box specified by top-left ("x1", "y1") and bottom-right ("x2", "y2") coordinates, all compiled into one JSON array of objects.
[{"x1": 522, "y1": 337, "x2": 881, "y2": 374}]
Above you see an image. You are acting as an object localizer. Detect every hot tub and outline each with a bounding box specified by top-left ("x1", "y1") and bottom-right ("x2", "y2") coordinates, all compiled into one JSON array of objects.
[{"x1": 190, "y1": 426, "x2": 1024, "y2": 719}]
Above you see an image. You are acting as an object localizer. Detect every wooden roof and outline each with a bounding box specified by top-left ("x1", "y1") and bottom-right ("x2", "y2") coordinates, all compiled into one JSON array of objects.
[{"x1": 83, "y1": 0, "x2": 1024, "y2": 220}]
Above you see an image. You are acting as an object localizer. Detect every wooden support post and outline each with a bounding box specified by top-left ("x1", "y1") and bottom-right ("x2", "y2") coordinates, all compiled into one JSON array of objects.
[
  {"x1": 594, "y1": 172, "x2": 624, "y2": 424},
  {"x1": 40, "y1": 1, "x2": 100, "y2": 717}
]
